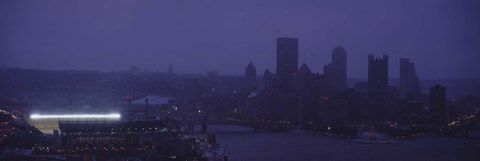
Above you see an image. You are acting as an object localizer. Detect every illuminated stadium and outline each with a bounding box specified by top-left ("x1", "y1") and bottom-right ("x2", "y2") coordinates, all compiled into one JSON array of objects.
[
  {"x1": 58, "y1": 119, "x2": 172, "y2": 154},
  {"x1": 26, "y1": 95, "x2": 175, "y2": 134},
  {"x1": 27, "y1": 113, "x2": 121, "y2": 134}
]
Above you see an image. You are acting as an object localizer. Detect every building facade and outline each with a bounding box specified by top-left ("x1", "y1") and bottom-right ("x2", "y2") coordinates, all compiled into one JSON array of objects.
[
  {"x1": 430, "y1": 84, "x2": 446, "y2": 123},
  {"x1": 368, "y1": 54, "x2": 389, "y2": 102},
  {"x1": 276, "y1": 37, "x2": 299, "y2": 90},
  {"x1": 245, "y1": 61, "x2": 257, "y2": 91},
  {"x1": 324, "y1": 47, "x2": 347, "y2": 96},
  {"x1": 399, "y1": 58, "x2": 420, "y2": 100}
]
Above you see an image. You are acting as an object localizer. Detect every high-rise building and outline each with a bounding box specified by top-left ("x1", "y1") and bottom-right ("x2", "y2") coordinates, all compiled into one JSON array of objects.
[
  {"x1": 276, "y1": 37, "x2": 299, "y2": 90},
  {"x1": 368, "y1": 54, "x2": 389, "y2": 102},
  {"x1": 332, "y1": 47, "x2": 347, "y2": 90},
  {"x1": 399, "y1": 58, "x2": 420, "y2": 100},
  {"x1": 324, "y1": 47, "x2": 347, "y2": 96},
  {"x1": 430, "y1": 84, "x2": 446, "y2": 123},
  {"x1": 261, "y1": 69, "x2": 273, "y2": 90},
  {"x1": 323, "y1": 64, "x2": 336, "y2": 94},
  {"x1": 297, "y1": 63, "x2": 312, "y2": 90},
  {"x1": 245, "y1": 61, "x2": 257, "y2": 90}
]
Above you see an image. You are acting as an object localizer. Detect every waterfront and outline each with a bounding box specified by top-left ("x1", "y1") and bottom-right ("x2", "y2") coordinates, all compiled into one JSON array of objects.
[{"x1": 205, "y1": 125, "x2": 480, "y2": 161}]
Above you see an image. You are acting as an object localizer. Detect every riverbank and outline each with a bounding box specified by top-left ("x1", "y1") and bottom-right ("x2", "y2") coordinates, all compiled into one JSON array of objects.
[{"x1": 207, "y1": 125, "x2": 480, "y2": 161}]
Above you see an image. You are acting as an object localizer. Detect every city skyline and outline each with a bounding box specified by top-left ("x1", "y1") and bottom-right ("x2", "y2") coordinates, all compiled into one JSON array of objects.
[
  {"x1": 1, "y1": 1, "x2": 479, "y2": 160},
  {"x1": 1, "y1": 0, "x2": 479, "y2": 79}
]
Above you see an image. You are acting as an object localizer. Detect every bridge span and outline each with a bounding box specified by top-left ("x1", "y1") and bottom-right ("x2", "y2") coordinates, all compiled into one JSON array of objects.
[{"x1": 171, "y1": 118, "x2": 296, "y2": 133}]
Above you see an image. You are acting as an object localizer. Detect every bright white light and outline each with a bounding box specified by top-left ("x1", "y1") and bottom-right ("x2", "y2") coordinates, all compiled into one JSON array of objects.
[{"x1": 30, "y1": 113, "x2": 121, "y2": 119}]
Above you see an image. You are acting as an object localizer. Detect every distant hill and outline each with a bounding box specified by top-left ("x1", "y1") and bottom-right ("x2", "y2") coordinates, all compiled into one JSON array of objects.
[
  {"x1": 1, "y1": 67, "x2": 478, "y2": 99},
  {"x1": 348, "y1": 78, "x2": 480, "y2": 98}
]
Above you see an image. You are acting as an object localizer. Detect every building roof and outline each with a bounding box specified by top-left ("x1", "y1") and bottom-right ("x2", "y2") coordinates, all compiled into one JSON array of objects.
[
  {"x1": 59, "y1": 120, "x2": 167, "y2": 132},
  {"x1": 246, "y1": 61, "x2": 256, "y2": 70},
  {"x1": 131, "y1": 95, "x2": 174, "y2": 106},
  {"x1": 298, "y1": 63, "x2": 311, "y2": 74}
]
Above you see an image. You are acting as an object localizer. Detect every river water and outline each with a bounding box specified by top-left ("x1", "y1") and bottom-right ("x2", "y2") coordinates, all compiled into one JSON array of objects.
[{"x1": 202, "y1": 125, "x2": 480, "y2": 161}]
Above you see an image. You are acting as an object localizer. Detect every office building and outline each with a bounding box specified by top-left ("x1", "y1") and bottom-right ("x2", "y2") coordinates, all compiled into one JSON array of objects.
[
  {"x1": 399, "y1": 58, "x2": 420, "y2": 100},
  {"x1": 324, "y1": 47, "x2": 347, "y2": 96},
  {"x1": 245, "y1": 61, "x2": 257, "y2": 90},
  {"x1": 430, "y1": 84, "x2": 446, "y2": 123},
  {"x1": 276, "y1": 37, "x2": 299, "y2": 90},
  {"x1": 368, "y1": 54, "x2": 389, "y2": 102}
]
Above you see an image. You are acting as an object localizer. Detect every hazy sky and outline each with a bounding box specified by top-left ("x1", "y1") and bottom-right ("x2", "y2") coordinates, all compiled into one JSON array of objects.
[{"x1": 1, "y1": 0, "x2": 479, "y2": 79}]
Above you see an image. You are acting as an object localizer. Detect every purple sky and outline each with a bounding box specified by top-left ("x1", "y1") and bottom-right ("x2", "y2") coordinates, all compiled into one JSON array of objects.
[{"x1": 1, "y1": 0, "x2": 479, "y2": 79}]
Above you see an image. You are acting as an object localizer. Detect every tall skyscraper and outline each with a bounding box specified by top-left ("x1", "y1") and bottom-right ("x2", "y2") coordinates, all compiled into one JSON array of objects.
[
  {"x1": 368, "y1": 54, "x2": 389, "y2": 102},
  {"x1": 261, "y1": 69, "x2": 273, "y2": 90},
  {"x1": 399, "y1": 58, "x2": 420, "y2": 100},
  {"x1": 324, "y1": 47, "x2": 347, "y2": 96},
  {"x1": 430, "y1": 84, "x2": 446, "y2": 123},
  {"x1": 297, "y1": 63, "x2": 312, "y2": 89},
  {"x1": 245, "y1": 61, "x2": 257, "y2": 90},
  {"x1": 276, "y1": 37, "x2": 299, "y2": 90}
]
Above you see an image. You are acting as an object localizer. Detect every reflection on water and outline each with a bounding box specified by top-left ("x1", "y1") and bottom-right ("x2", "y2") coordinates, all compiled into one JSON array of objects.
[{"x1": 203, "y1": 125, "x2": 480, "y2": 161}]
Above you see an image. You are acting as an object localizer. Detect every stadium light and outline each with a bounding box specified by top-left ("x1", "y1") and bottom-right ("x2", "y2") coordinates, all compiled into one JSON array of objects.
[{"x1": 30, "y1": 113, "x2": 121, "y2": 119}]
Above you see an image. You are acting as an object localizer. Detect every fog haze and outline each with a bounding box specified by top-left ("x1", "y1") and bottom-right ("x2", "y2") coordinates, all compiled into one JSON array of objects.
[{"x1": 1, "y1": 0, "x2": 479, "y2": 79}]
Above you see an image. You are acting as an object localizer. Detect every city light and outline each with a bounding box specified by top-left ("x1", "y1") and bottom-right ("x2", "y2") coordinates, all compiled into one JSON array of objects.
[{"x1": 30, "y1": 113, "x2": 121, "y2": 119}]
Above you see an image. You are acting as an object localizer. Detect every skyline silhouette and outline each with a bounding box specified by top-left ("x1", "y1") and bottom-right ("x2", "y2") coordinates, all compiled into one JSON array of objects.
[
  {"x1": 1, "y1": 1, "x2": 480, "y2": 161},
  {"x1": 1, "y1": 0, "x2": 479, "y2": 79}
]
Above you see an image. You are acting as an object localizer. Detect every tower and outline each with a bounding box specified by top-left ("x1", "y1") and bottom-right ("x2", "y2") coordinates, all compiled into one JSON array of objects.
[
  {"x1": 368, "y1": 54, "x2": 389, "y2": 102},
  {"x1": 276, "y1": 37, "x2": 299, "y2": 90},
  {"x1": 297, "y1": 63, "x2": 312, "y2": 89},
  {"x1": 332, "y1": 47, "x2": 347, "y2": 91},
  {"x1": 399, "y1": 58, "x2": 420, "y2": 100},
  {"x1": 430, "y1": 84, "x2": 446, "y2": 123},
  {"x1": 324, "y1": 47, "x2": 347, "y2": 96},
  {"x1": 245, "y1": 61, "x2": 257, "y2": 91}
]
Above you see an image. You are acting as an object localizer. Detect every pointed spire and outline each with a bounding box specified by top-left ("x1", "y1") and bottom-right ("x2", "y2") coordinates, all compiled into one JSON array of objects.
[
  {"x1": 263, "y1": 69, "x2": 272, "y2": 79},
  {"x1": 246, "y1": 61, "x2": 255, "y2": 69},
  {"x1": 298, "y1": 63, "x2": 311, "y2": 74},
  {"x1": 245, "y1": 61, "x2": 257, "y2": 84}
]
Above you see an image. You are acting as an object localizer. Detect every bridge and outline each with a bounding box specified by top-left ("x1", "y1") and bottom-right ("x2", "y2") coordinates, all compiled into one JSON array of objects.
[{"x1": 171, "y1": 118, "x2": 297, "y2": 133}]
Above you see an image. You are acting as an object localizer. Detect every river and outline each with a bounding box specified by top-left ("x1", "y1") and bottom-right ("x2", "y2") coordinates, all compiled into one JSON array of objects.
[{"x1": 200, "y1": 125, "x2": 480, "y2": 161}]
